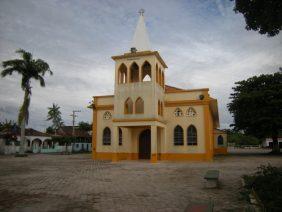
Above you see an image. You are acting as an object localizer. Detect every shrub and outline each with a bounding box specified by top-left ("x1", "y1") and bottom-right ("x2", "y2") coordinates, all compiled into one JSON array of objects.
[
  {"x1": 227, "y1": 132, "x2": 261, "y2": 146},
  {"x1": 242, "y1": 164, "x2": 282, "y2": 211}
]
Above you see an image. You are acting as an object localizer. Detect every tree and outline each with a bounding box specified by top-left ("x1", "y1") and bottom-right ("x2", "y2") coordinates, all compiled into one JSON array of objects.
[
  {"x1": 0, "y1": 119, "x2": 17, "y2": 132},
  {"x1": 1, "y1": 49, "x2": 53, "y2": 155},
  {"x1": 78, "y1": 121, "x2": 92, "y2": 131},
  {"x1": 46, "y1": 103, "x2": 63, "y2": 135},
  {"x1": 46, "y1": 126, "x2": 55, "y2": 134},
  {"x1": 228, "y1": 70, "x2": 282, "y2": 153},
  {"x1": 227, "y1": 131, "x2": 261, "y2": 146},
  {"x1": 233, "y1": 0, "x2": 282, "y2": 37}
]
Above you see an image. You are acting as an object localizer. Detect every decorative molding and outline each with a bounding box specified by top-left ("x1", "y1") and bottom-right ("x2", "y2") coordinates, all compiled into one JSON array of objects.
[
  {"x1": 112, "y1": 50, "x2": 168, "y2": 68},
  {"x1": 95, "y1": 105, "x2": 114, "y2": 110},
  {"x1": 186, "y1": 107, "x2": 197, "y2": 117},
  {"x1": 93, "y1": 95, "x2": 114, "y2": 98},
  {"x1": 165, "y1": 88, "x2": 209, "y2": 94},
  {"x1": 103, "y1": 111, "x2": 112, "y2": 120},
  {"x1": 165, "y1": 100, "x2": 209, "y2": 107},
  {"x1": 113, "y1": 118, "x2": 165, "y2": 124},
  {"x1": 174, "y1": 108, "x2": 183, "y2": 117}
]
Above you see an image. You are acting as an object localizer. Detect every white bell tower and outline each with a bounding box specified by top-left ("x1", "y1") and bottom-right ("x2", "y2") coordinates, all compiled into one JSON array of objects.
[{"x1": 111, "y1": 10, "x2": 167, "y2": 121}]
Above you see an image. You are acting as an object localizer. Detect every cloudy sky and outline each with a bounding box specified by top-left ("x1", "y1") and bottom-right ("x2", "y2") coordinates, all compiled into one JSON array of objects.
[{"x1": 0, "y1": 0, "x2": 281, "y2": 131}]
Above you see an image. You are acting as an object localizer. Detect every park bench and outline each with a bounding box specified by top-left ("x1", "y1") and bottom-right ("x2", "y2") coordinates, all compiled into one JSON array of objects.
[{"x1": 204, "y1": 170, "x2": 219, "y2": 188}]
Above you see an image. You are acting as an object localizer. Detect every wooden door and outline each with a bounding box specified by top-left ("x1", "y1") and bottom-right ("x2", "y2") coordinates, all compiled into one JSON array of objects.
[{"x1": 139, "y1": 129, "x2": 151, "y2": 159}]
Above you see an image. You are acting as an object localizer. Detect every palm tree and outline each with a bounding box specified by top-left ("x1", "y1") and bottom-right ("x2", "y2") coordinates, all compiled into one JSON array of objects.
[
  {"x1": 46, "y1": 103, "x2": 63, "y2": 135},
  {"x1": 1, "y1": 49, "x2": 53, "y2": 155}
]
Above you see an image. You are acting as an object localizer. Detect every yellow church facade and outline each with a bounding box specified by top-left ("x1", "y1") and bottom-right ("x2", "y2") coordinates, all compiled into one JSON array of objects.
[{"x1": 91, "y1": 11, "x2": 227, "y2": 163}]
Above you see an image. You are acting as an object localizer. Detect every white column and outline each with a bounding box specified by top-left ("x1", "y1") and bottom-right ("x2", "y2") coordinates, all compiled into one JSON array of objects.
[
  {"x1": 150, "y1": 125, "x2": 157, "y2": 163},
  {"x1": 112, "y1": 126, "x2": 119, "y2": 162}
]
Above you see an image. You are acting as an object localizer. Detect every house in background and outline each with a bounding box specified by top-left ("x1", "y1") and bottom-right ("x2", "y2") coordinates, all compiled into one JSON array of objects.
[
  {"x1": 91, "y1": 11, "x2": 227, "y2": 163},
  {"x1": 213, "y1": 129, "x2": 228, "y2": 154},
  {"x1": 57, "y1": 126, "x2": 92, "y2": 152},
  {"x1": 0, "y1": 127, "x2": 52, "y2": 154},
  {"x1": 262, "y1": 137, "x2": 282, "y2": 148}
]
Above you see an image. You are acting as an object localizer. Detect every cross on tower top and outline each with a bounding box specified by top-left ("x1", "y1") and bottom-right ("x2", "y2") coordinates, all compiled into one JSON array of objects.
[{"x1": 138, "y1": 9, "x2": 145, "y2": 16}]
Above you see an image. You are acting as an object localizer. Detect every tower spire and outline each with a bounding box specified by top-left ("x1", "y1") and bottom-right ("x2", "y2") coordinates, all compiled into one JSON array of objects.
[{"x1": 131, "y1": 9, "x2": 151, "y2": 52}]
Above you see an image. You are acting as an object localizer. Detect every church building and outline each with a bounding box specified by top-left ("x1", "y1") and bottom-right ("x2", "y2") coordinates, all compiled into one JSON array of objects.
[{"x1": 91, "y1": 11, "x2": 227, "y2": 163}]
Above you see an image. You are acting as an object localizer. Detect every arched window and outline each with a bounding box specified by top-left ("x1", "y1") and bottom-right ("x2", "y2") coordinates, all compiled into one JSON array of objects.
[
  {"x1": 158, "y1": 100, "x2": 161, "y2": 115},
  {"x1": 174, "y1": 125, "x2": 184, "y2": 145},
  {"x1": 160, "y1": 70, "x2": 163, "y2": 87},
  {"x1": 161, "y1": 71, "x2": 165, "y2": 88},
  {"x1": 174, "y1": 108, "x2": 183, "y2": 117},
  {"x1": 119, "y1": 128, "x2": 122, "y2": 146},
  {"x1": 135, "y1": 97, "x2": 144, "y2": 114},
  {"x1": 186, "y1": 107, "x2": 196, "y2": 117},
  {"x1": 158, "y1": 68, "x2": 161, "y2": 85},
  {"x1": 124, "y1": 98, "x2": 133, "y2": 114},
  {"x1": 142, "y1": 61, "x2": 151, "y2": 81},
  {"x1": 187, "y1": 125, "x2": 197, "y2": 145},
  {"x1": 103, "y1": 127, "x2": 111, "y2": 145},
  {"x1": 130, "y1": 62, "x2": 139, "y2": 83},
  {"x1": 155, "y1": 64, "x2": 158, "y2": 83},
  {"x1": 217, "y1": 135, "x2": 224, "y2": 146},
  {"x1": 118, "y1": 63, "x2": 127, "y2": 84}
]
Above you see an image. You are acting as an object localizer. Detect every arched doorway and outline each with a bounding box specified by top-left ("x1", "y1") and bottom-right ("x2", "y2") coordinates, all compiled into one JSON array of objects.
[{"x1": 139, "y1": 129, "x2": 151, "y2": 159}]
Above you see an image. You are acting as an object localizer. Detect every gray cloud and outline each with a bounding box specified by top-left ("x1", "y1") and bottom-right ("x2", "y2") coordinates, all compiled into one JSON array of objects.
[{"x1": 0, "y1": 0, "x2": 281, "y2": 131}]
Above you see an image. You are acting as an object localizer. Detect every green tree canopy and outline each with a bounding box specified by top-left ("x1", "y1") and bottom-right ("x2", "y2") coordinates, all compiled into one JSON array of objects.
[
  {"x1": 0, "y1": 120, "x2": 17, "y2": 132},
  {"x1": 227, "y1": 131, "x2": 261, "y2": 146},
  {"x1": 78, "y1": 121, "x2": 92, "y2": 131},
  {"x1": 46, "y1": 126, "x2": 55, "y2": 134},
  {"x1": 233, "y1": 0, "x2": 282, "y2": 36},
  {"x1": 1, "y1": 49, "x2": 52, "y2": 154},
  {"x1": 46, "y1": 103, "x2": 63, "y2": 135},
  {"x1": 228, "y1": 70, "x2": 282, "y2": 152}
]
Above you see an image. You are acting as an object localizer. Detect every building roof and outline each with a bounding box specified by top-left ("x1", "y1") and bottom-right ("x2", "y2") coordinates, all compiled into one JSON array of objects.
[
  {"x1": 131, "y1": 9, "x2": 151, "y2": 51},
  {"x1": 57, "y1": 126, "x2": 91, "y2": 138},
  {"x1": 214, "y1": 129, "x2": 227, "y2": 134},
  {"x1": 0, "y1": 127, "x2": 50, "y2": 137},
  {"x1": 165, "y1": 85, "x2": 209, "y2": 93},
  {"x1": 165, "y1": 85, "x2": 186, "y2": 92}
]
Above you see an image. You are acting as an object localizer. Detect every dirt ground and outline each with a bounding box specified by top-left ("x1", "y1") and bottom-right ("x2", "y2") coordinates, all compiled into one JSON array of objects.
[{"x1": 0, "y1": 148, "x2": 281, "y2": 212}]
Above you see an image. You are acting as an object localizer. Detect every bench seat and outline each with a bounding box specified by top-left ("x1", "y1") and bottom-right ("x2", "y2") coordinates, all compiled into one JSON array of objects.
[
  {"x1": 204, "y1": 170, "x2": 219, "y2": 188},
  {"x1": 204, "y1": 170, "x2": 219, "y2": 180}
]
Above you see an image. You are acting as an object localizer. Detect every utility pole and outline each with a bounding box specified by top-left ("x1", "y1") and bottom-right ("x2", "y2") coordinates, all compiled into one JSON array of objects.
[{"x1": 70, "y1": 110, "x2": 81, "y2": 136}]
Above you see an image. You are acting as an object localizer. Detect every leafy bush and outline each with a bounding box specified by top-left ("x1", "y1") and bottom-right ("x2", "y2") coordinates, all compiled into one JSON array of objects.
[
  {"x1": 242, "y1": 165, "x2": 282, "y2": 211},
  {"x1": 227, "y1": 132, "x2": 261, "y2": 146}
]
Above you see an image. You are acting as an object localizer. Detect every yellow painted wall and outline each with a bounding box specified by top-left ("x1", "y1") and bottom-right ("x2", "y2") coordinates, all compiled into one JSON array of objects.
[
  {"x1": 164, "y1": 105, "x2": 206, "y2": 153},
  {"x1": 92, "y1": 51, "x2": 219, "y2": 162},
  {"x1": 213, "y1": 130, "x2": 228, "y2": 155},
  {"x1": 113, "y1": 54, "x2": 165, "y2": 120}
]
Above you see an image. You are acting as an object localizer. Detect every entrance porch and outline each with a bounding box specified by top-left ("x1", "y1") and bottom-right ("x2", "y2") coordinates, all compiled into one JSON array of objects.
[{"x1": 111, "y1": 122, "x2": 166, "y2": 163}]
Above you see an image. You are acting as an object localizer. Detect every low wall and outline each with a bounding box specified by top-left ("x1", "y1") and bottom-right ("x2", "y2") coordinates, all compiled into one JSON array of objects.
[
  {"x1": 214, "y1": 147, "x2": 228, "y2": 155},
  {"x1": 40, "y1": 146, "x2": 72, "y2": 154}
]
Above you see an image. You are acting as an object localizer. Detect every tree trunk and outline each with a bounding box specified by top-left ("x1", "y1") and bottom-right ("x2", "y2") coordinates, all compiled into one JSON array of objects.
[
  {"x1": 272, "y1": 135, "x2": 280, "y2": 153},
  {"x1": 19, "y1": 119, "x2": 25, "y2": 155}
]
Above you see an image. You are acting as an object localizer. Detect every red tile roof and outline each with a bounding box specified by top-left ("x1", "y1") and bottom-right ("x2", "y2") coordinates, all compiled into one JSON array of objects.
[
  {"x1": 57, "y1": 126, "x2": 91, "y2": 137},
  {"x1": 165, "y1": 85, "x2": 186, "y2": 92}
]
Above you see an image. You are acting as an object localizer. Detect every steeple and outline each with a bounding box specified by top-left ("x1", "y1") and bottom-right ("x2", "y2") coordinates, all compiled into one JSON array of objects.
[{"x1": 131, "y1": 9, "x2": 151, "y2": 52}]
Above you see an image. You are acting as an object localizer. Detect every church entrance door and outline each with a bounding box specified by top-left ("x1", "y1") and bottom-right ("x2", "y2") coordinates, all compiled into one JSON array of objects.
[{"x1": 139, "y1": 129, "x2": 151, "y2": 159}]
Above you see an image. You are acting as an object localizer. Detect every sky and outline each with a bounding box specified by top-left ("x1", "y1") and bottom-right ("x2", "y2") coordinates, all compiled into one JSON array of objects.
[{"x1": 0, "y1": 0, "x2": 281, "y2": 131}]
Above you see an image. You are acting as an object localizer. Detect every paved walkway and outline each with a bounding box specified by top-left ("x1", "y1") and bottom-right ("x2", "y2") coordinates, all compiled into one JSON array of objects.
[{"x1": 0, "y1": 151, "x2": 281, "y2": 211}]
